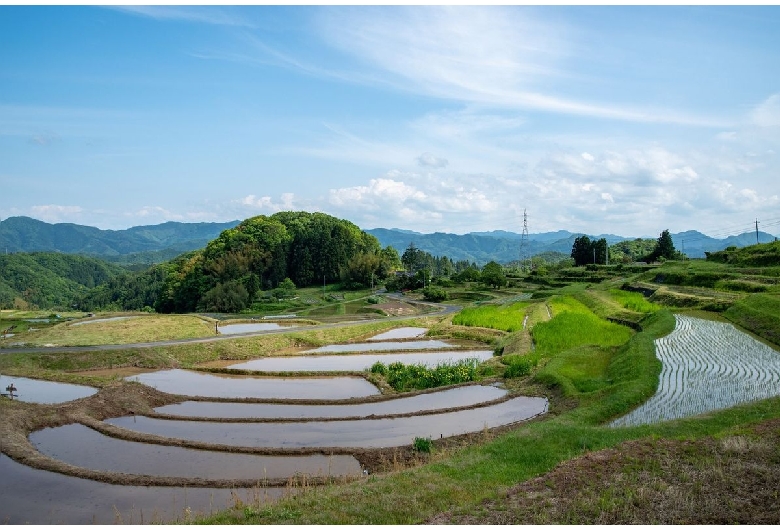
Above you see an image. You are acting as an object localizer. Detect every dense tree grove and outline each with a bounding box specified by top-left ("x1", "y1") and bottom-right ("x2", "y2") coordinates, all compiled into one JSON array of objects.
[
  {"x1": 571, "y1": 236, "x2": 609, "y2": 266},
  {"x1": 151, "y1": 212, "x2": 384, "y2": 313}
]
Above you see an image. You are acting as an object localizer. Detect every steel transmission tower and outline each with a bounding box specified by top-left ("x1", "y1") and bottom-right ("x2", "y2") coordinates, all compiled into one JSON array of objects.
[{"x1": 519, "y1": 209, "x2": 530, "y2": 272}]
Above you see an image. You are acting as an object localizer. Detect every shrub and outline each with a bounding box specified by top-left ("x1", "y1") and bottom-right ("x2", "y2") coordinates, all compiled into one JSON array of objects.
[
  {"x1": 413, "y1": 436, "x2": 432, "y2": 453},
  {"x1": 421, "y1": 286, "x2": 448, "y2": 302},
  {"x1": 380, "y1": 359, "x2": 480, "y2": 391},
  {"x1": 369, "y1": 361, "x2": 387, "y2": 375},
  {"x1": 502, "y1": 355, "x2": 537, "y2": 378}
]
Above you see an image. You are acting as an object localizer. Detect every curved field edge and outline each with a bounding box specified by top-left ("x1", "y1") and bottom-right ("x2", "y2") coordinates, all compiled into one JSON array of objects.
[{"x1": 196, "y1": 311, "x2": 698, "y2": 525}]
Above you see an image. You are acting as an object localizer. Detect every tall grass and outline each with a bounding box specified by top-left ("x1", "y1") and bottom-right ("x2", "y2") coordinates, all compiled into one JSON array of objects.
[
  {"x1": 608, "y1": 289, "x2": 659, "y2": 313},
  {"x1": 452, "y1": 302, "x2": 529, "y2": 332},
  {"x1": 370, "y1": 358, "x2": 479, "y2": 391},
  {"x1": 723, "y1": 293, "x2": 780, "y2": 346},
  {"x1": 532, "y1": 296, "x2": 632, "y2": 358}
]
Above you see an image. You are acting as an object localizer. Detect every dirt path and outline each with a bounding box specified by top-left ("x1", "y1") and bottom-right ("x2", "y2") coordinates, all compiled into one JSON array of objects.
[{"x1": 1, "y1": 297, "x2": 459, "y2": 355}]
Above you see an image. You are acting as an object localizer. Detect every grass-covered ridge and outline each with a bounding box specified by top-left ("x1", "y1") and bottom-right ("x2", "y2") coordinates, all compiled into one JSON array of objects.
[
  {"x1": 452, "y1": 302, "x2": 529, "y2": 332},
  {"x1": 531, "y1": 296, "x2": 633, "y2": 357}
]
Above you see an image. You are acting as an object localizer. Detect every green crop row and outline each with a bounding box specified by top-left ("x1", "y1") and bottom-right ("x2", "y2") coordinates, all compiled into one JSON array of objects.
[
  {"x1": 532, "y1": 296, "x2": 633, "y2": 358},
  {"x1": 452, "y1": 302, "x2": 529, "y2": 332},
  {"x1": 607, "y1": 289, "x2": 660, "y2": 313}
]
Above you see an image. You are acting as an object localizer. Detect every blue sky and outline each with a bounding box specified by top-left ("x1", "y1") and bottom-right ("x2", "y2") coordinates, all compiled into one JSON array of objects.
[{"x1": 2, "y1": 5, "x2": 779, "y2": 237}]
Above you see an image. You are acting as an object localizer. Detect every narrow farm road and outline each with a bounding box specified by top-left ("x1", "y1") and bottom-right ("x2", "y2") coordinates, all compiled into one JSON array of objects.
[{"x1": 0, "y1": 297, "x2": 460, "y2": 355}]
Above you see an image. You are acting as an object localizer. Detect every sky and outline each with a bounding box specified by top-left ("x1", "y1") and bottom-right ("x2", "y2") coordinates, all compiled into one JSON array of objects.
[{"x1": 1, "y1": 4, "x2": 780, "y2": 238}]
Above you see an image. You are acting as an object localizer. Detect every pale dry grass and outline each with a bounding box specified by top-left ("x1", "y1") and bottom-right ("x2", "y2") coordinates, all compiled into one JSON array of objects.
[{"x1": 18, "y1": 314, "x2": 215, "y2": 346}]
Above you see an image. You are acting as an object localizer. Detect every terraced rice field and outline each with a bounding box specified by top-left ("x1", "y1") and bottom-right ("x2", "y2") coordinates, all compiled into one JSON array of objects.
[{"x1": 611, "y1": 314, "x2": 780, "y2": 427}]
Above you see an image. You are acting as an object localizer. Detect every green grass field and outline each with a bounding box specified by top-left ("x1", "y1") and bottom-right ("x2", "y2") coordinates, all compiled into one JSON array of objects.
[{"x1": 452, "y1": 302, "x2": 529, "y2": 332}]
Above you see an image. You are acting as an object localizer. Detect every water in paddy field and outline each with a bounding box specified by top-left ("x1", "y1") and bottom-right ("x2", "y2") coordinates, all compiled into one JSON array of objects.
[
  {"x1": 0, "y1": 453, "x2": 284, "y2": 525},
  {"x1": 366, "y1": 327, "x2": 428, "y2": 340},
  {"x1": 0, "y1": 374, "x2": 97, "y2": 404},
  {"x1": 302, "y1": 339, "x2": 453, "y2": 353},
  {"x1": 70, "y1": 316, "x2": 136, "y2": 326},
  {"x1": 125, "y1": 369, "x2": 380, "y2": 399},
  {"x1": 610, "y1": 314, "x2": 780, "y2": 427},
  {"x1": 154, "y1": 385, "x2": 508, "y2": 419},
  {"x1": 217, "y1": 322, "x2": 297, "y2": 335},
  {"x1": 227, "y1": 350, "x2": 493, "y2": 372},
  {"x1": 30, "y1": 423, "x2": 361, "y2": 479},
  {"x1": 107, "y1": 396, "x2": 549, "y2": 449}
]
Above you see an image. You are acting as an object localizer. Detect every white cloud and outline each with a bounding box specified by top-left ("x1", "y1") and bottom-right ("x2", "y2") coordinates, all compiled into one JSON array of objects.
[
  {"x1": 237, "y1": 193, "x2": 299, "y2": 213},
  {"x1": 581, "y1": 152, "x2": 594, "y2": 162},
  {"x1": 417, "y1": 152, "x2": 448, "y2": 168},
  {"x1": 750, "y1": 94, "x2": 780, "y2": 127},
  {"x1": 29, "y1": 205, "x2": 83, "y2": 223},
  {"x1": 316, "y1": 7, "x2": 726, "y2": 126}
]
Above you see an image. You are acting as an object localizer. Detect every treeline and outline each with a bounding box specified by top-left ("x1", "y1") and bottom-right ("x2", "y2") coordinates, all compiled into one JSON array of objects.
[
  {"x1": 78, "y1": 212, "x2": 396, "y2": 313},
  {"x1": 571, "y1": 230, "x2": 683, "y2": 266},
  {"x1": 705, "y1": 240, "x2": 780, "y2": 267},
  {"x1": 0, "y1": 252, "x2": 126, "y2": 309}
]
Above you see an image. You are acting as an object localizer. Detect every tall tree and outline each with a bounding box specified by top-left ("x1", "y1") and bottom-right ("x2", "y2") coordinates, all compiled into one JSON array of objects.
[
  {"x1": 571, "y1": 235, "x2": 593, "y2": 266},
  {"x1": 646, "y1": 229, "x2": 677, "y2": 262},
  {"x1": 481, "y1": 261, "x2": 507, "y2": 288}
]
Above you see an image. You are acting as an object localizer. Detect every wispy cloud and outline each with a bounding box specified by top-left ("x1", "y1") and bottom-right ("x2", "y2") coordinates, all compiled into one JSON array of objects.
[
  {"x1": 750, "y1": 93, "x2": 780, "y2": 127},
  {"x1": 29, "y1": 205, "x2": 84, "y2": 224},
  {"x1": 112, "y1": 6, "x2": 255, "y2": 28},
  {"x1": 315, "y1": 6, "x2": 728, "y2": 127}
]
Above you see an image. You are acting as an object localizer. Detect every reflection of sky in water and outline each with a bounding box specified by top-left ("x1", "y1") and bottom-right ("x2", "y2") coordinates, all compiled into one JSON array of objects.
[
  {"x1": 0, "y1": 375, "x2": 96, "y2": 404},
  {"x1": 126, "y1": 369, "x2": 379, "y2": 399},
  {"x1": 0, "y1": 453, "x2": 282, "y2": 525},
  {"x1": 109, "y1": 396, "x2": 548, "y2": 448},
  {"x1": 366, "y1": 327, "x2": 427, "y2": 341},
  {"x1": 218, "y1": 323, "x2": 296, "y2": 335},
  {"x1": 303, "y1": 340, "x2": 452, "y2": 353},
  {"x1": 155, "y1": 385, "x2": 507, "y2": 419},
  {"x1": 228, "y1": 350, "x2": 493, "y2": 372},
  {"x1": 31, "y1": 423, "x2": 360, "y2": 479}
]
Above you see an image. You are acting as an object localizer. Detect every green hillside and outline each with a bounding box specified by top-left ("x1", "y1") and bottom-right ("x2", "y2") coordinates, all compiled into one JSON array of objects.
[
  {"x1": 0, "y1": 216, "x2": 239, "y2": 260},
  {"x1": 0, "y1": 252, "x2": 126, "y2": 309}
]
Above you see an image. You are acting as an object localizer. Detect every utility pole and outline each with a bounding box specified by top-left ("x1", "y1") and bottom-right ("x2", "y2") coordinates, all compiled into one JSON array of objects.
[
  {"x1": 756, "y1": 219, "x2": 760, "y2": 245},
  {"x1": 519, "y1": 209, "x2": 529, "y2": 272}
]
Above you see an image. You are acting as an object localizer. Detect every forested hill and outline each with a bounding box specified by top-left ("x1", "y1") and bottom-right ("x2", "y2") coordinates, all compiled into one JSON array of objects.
[
  {"x1": 0, "y1": 252, "x2": 126, "y2": 309},
  {"x1": 0, "y1": 216, "x2": 240, "y2": 259}
]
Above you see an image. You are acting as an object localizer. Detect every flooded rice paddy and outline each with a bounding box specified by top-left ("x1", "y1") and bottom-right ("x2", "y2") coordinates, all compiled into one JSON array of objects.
[
  {"x1": 611, "y1": 314, "x2": 780, "y2": 427},
  {"x1": 227, "y1": 350, "x2": 493, "y2": 372},
  {"x1": 31, "y1": 423, "x2": 361, "y2": 479},
  {"x1": 106, "y1": 397, "x2": 548, "y2": 449},
  {"x1": 366, "y1": 327, "x2": 427, "y2": 340},
  {"x1": 0, "y1": 374, "x2": 97, "y2": 404},
  {"x1": 302, "y1": 339, "x2": 453, "y2": 353},
  {"x1": 70, "y1": 316, "x2": 136, "y2": 326},
  {"x1": 9, "y1": 324, "x2": 549, "y2": 523},
  {"x1": 126, "y1": 369, "x2": 380, "y2": 399},
  {"x1": 217, "y1": 322, "x2": 296, "y2": 335},
  {"x1": 154, "y1": 385, "x2": 507, "y2": 419},
  {"x1": 0, "y1": 454, "x2": 282, "y2": 524}
]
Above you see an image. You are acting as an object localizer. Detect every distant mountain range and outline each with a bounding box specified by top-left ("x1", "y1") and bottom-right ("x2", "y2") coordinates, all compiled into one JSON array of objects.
[
  {"x1": 366, "y1": 228, "x2": 779, "y2": 264},
  {"x1": 0, "y1": 216, "x2": 240, "y2": 263},
  {"x1": 1, "y1": 216, "x2": 776, "y2": 266}
]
